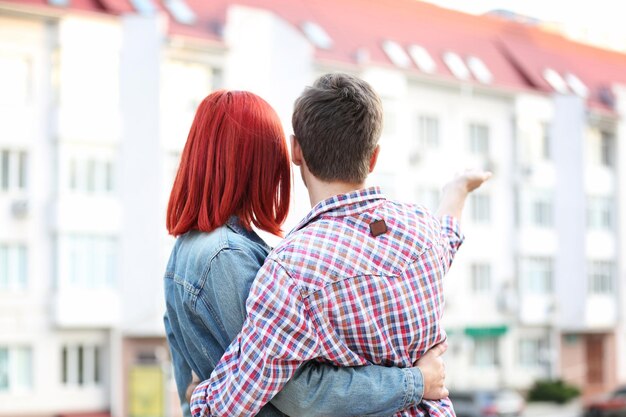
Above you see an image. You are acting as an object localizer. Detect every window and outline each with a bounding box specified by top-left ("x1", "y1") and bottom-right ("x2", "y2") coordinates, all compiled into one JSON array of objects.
[
  {"x1": 0, "y1": 346, "x2": 32, "y2": 392},
  {"x1": 1, "y1": 151, "x2": 7, "y2": 190},
  {"x1": 383, "y1": 111, "x2": 396, "y2": 136},
  {"x1": 540, "y1": 123, "x2": 550, "y2": 160},
  {"x1": 472, "y1": 337, "x2": 498, "y2": 367},
  {"x1": 165, "y1": 151, "x2": 182, "y2": 190},
  {"x1": 417, "y1": 188, "x2": 440, "y2": 212},
  {"x1": 382, "y1": 40, "x2": 411, "y2": 68},
  {"x1": 587, "y1": 197, "x2": 613, "y2": 230},
  {"x1": 469, "y1": 123, "x2": 489, "y2": 155},
  {"x1": 531, "y1": 192, "x2": 553, "y2": 227},
  {"x1": 471, "y1": 263, "x2": 492, "y2": 294},
  {"x1": 600, "y1": 131, "x2": 614, "y2": 167},
  {"x1": 521, "y1": 257, "x2": 553, "y2": 294},
  {"x1": 519, "y1": 337, "x2": 548, "y2": 367},
  {"x1": 408, "y1": 44, "x2": 437, "y2": 74},
  {"x1": 59, "y1": 235, "x2": 117, "y2": 289},
  {"x1": 301, "y1": 21, "x2": 333, "y2": 50},
  {"x1": 543, "y1": 68, "x2": 568, "y2": 94},
  {"x1": 467, "y1": 56, "x2": 493, "y2": 84},
  {"x1": 565, "y1": 73, "x2": 588, "y2": 98},
  {"x1": 163, "y1": 61, "x2": 222, "y2": 116},
  {"x1": 129, "y1": 0, "x2": 156, "y2": 14},
  {"x1": 0, "y1": 245, "x2": 27, "y2": 290},
  {"x1": 417, "y1": 115, "x2": 439, "y2": 149},
  {"x1": 443, "y1": 52, "x2": 470, "y2": 80},
  {"x1": 469, "y1": 193, "x2": 491, "y2": 223},
  {"x1": 588, "y1": 261, "x2": 614, "y2": 294},
  {"x1": 0, "y1": 149, "x2": 28, "y2": 192},
  {"x1": 164, "y1": 0, "x2": 197, "y2": 25},
  {"x1": 61, "y1": 344, "x2": 102, "y2": 386},
  {"x1": 67, "y1": 157, "x2": 115, "y2": 194}
]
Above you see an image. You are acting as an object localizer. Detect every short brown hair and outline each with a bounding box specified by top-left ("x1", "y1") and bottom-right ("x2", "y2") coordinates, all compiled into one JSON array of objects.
[{"x1": 292, "y1": 73, "x2": 383, "y2": 183}]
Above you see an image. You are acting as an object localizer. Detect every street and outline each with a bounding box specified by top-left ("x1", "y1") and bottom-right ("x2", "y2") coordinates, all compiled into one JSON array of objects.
[{"x1": 522, "y1": 401, "x2": 582, "y2": 417}]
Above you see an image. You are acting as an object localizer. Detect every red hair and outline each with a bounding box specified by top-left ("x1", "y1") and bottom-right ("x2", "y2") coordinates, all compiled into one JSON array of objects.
[{"x1": 167, "y1": 90, "x2": 291, "y2": 236}]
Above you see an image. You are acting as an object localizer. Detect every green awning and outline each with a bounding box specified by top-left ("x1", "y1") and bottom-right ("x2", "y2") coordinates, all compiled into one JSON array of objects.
[{"x1": 464, "y1": 325, "x2": 508, "y2": 338}]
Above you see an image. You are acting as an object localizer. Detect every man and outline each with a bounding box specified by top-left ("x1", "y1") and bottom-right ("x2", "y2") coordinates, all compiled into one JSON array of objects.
[
  {"x1": 191, "y1": 73, "x2": 490, "y2": 416},
  {"x1": 164, "y1": 89, "x2": 449, "y2": 417}
]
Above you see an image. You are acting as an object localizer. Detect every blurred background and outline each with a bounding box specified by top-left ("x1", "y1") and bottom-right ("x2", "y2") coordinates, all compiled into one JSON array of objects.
[{"x1": 0, "y1": 0, "x2": 625, "y2": 416}]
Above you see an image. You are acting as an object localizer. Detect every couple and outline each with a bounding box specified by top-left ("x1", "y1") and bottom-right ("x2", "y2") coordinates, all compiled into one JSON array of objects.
[{"x1": 164, "y1": 73, "x2": 490, "y2": 417}]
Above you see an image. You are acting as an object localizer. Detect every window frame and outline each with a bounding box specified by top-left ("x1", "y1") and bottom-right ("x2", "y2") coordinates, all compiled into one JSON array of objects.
[
  {"x1": 60, "y1": 344, "x2": 103, "y2": 387},
  {"x1": 468, "y1": 122, "x2": 490, "y2": 155},
  {"x1": 469, "y1": 193, "x2": 491, "y2": 224},
  {"x1": 520, "y1": 257, "x2": 554, "y2": 295},
  {"x1": 0, "y1": 346, "x2": 33, "y2": 392},
  {"x1": 0, "y1": 244, "x2": 28, "y2": 291},
  {"x1": 470, "y1": 263, "x2": 492, "y2": 294}
]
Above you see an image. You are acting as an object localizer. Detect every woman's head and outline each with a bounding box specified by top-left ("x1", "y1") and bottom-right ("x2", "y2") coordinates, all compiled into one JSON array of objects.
[{"x1": 167, "y1": 90, "x2": 291, "y2": 237}]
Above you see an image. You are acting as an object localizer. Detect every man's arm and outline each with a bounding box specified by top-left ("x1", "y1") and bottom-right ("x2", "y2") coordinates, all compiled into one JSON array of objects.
[
  {"x1": 271, "y1": 343, "x2": 449, "y2": 417},
  {"x1": 191, "y1": 259, "x2": 321, "y2": 416},
  {"x1": 188, "y1": 248, "x2": 448, "y2": 417},
  {"x1": 435, "y1": 170, "x2": 492, "y2": 221},
  {"x1": 183, "y1": 344, "x2": 450, "y2": 417},
  {"x1": 436, "y1": 170, "x2": 491, "y2": 268}
]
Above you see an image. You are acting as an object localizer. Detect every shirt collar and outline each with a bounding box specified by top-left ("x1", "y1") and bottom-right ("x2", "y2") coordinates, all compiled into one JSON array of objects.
[
  {"x1": 290, "y1": 186, "x2": 386, "y2": 235},
  {"x1": 225, "y1": 216, "x2": 271, "y2": 251}
]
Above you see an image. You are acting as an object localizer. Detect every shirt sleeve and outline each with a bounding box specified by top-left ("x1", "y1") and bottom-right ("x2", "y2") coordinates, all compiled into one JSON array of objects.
[
  {"x1": 272, "y1": 363, "x2": 424, "y2": 417},
  {"x1": 190, "y1": 259, "x2": 322, "y2": 417},
  {"x1": 440, "y1": 215, "x2": 464, "y2": 269},
  {"x1": 199, "y1": 250, "x2": 425, "y2": 417}
]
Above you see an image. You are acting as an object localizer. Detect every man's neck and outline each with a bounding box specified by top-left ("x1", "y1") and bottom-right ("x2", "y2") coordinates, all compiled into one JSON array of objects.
[{"x1": 306, "y1": 176, "x2": 366, "y2": 208}]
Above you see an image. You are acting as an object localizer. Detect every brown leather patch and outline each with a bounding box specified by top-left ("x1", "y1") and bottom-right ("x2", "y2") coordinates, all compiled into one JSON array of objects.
[{"x1": 369, "y1": 219, "x2": 388, "y2": 237}]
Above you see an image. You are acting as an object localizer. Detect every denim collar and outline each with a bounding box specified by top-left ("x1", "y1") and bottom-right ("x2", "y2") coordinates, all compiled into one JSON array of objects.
[{"x1": 225, "y1": 216, "x2": 271, "y2": 251}]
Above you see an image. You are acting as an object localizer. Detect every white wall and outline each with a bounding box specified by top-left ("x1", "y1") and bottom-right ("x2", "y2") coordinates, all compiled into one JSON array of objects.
[
  {"x1": 614, "y1": 85, "x2": 626, "y2": 385},
  {"x1": 224, "y1": 5, "x2": 315, "y2": 234},
  {"x1": 551, "y1": 95, "x2": 587, "y2": 329},
  {"x1": 118, "y1": 15, "x2": 166, "y2": 337}
]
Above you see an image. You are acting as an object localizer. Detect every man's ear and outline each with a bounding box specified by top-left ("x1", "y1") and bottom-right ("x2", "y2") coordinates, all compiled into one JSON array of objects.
[
  {"x1": 291, "y1": 135, "x2": 303, "y2": 166},
  {"x1": 369, "y1": 145, "x2": 380, "y2": 173}
]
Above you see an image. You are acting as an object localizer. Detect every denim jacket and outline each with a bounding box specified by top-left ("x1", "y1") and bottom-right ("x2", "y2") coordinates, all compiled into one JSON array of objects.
[{"x1": 164, "y1": 217, "x2": 425, "y2": 417}]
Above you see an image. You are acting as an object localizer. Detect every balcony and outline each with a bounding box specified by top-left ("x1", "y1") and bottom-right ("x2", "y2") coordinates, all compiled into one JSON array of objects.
[
  {"x1": 52, "y1": 196, "x2": 121, "y2": 233},
  {"x1": 585, "y1": 295, "x2": 617, "y2": 328},
  {"x1": 54, "y1": 288, "x2": 120, "y2": 328},
  {"x1": 519, "y1": 294, "x2": 555, "y2": 325}
]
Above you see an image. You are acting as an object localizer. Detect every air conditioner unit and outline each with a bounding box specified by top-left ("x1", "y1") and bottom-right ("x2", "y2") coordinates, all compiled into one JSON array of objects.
[
  {"x1": 11, "y1": 199, "x2": 29, "y2": 219},
  {"x1": 408, "y1": 151, "x2": 421, "y2": 166},
  {"x1": 520, "y1": 165, "x2": 533, "y2": 177}
]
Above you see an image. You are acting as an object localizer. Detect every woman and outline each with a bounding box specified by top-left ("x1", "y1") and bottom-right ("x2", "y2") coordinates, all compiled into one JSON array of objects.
[{"x1": 163, "y1": 90, "x2": 447, "y2": 417}]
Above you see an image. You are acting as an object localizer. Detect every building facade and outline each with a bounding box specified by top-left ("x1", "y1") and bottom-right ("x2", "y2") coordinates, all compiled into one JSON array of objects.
[{"x1": 0, "y1": 0, "x2": 625, "y2": 416}]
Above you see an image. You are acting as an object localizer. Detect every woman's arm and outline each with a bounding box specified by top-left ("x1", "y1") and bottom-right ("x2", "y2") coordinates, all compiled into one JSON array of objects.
[
  {"x1": 164, "y1": 312, "x2": 194, "y2": 417},
  {"x1": 272, "y1": 343, "x2": 449, "y2": 417},
  {"x1": 186, "y1": 247, "x2": 448, "y2": 417}
]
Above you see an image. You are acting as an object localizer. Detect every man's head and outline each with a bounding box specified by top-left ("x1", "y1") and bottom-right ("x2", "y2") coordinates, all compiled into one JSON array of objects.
[{"x1": 292, "y1": 73, "x2": 383, "y2": 184}]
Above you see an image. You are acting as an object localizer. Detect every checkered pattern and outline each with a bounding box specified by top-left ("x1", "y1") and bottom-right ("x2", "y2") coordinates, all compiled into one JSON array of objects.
[{"x1": 191, "y1": 187, "x2": 463, "y2": 417}]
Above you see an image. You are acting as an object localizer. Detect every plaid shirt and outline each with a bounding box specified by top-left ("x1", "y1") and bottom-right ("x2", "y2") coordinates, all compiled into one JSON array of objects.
[{"x1": 191, "y1": 187, "x2": 463, "y2": 417}]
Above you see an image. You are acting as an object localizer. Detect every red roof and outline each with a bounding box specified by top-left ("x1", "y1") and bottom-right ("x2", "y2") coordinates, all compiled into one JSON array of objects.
[{"x1": 3, "y1": 0, "x2": 626, "y2": 110}]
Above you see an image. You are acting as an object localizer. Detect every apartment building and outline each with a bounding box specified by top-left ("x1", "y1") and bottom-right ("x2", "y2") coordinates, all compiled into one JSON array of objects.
[
  {"x1": 0, "y1": 1, "x2": 221, "y2": 416},
  {"x1": 0, "y1": 0, "x2": 625, "y2": 416}
]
